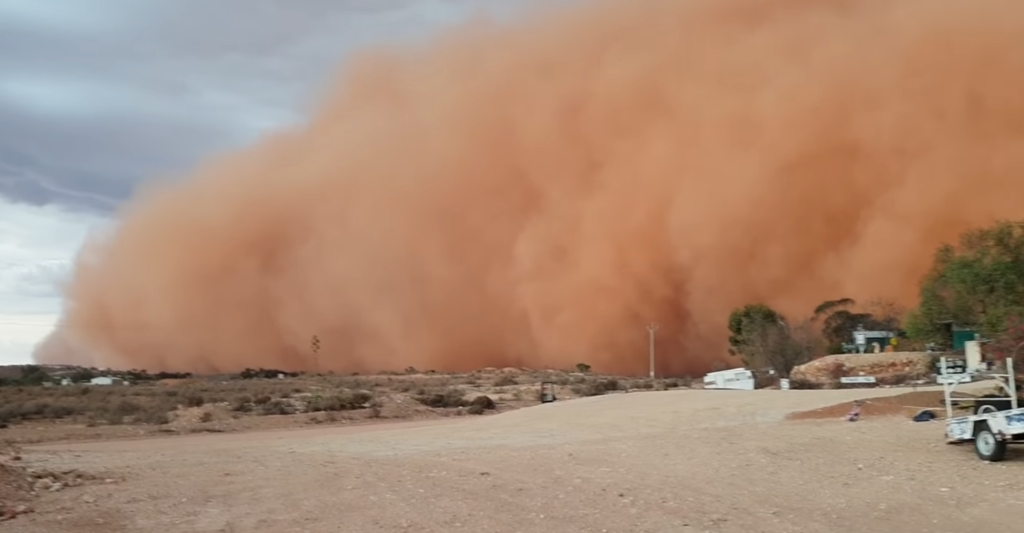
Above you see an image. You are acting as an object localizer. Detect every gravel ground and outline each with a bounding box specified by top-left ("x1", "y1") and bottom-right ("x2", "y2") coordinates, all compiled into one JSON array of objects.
[{"x1": 10, "y1": 386, "x2": 1024, "y2": 533}]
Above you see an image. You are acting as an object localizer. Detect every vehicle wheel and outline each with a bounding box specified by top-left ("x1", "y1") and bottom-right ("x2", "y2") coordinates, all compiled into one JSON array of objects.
[
  {"x1": 974, "y1": 394, "x2": 1013, "y2": 415},
  {"x1": 974, "y1": 423, "x2": 1008, "y2": 462}
]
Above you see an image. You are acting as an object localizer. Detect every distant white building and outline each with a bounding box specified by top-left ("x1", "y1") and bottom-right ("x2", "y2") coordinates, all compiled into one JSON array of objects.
[{"x1": 89, "y1": 376, "x2": 126, "y2": 386}]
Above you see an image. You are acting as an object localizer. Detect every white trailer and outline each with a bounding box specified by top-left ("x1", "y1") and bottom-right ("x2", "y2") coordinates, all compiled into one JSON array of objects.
[
  {"x1": 942, "y1": 356, "x2": 1024, "y2": 462},
  {"x1": 702, "y1": 368, "x2": 755, "y2": 390}
]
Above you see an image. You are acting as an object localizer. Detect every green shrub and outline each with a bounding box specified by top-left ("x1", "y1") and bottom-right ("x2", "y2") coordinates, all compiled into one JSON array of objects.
[
  {"x1": 306, "y1": 391, "x2": 373, "y2": 412},
  {"x1": 414, "y1": 388, "x2": 467, "y2": 408},
  {"x1": 570, "y1": 379, "x2": 621, "y2": 397},
  {"x1": 493, "y1": 375, "x2": 518, "y2": 387},
  {"x1": 259, "y1": 399, "x2": 293, "y2": 416}
]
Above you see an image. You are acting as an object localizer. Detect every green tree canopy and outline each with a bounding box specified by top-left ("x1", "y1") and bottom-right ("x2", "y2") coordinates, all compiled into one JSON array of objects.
[
  {"x1": 728, "y1": 303, "x2": 783, "y2": 357},
  {"x1": 727, "y1": 304, "x2": 819, "y2": 377},
  {"x1": 905, "y1": 220, "x2": 1024, "y2": 344}
]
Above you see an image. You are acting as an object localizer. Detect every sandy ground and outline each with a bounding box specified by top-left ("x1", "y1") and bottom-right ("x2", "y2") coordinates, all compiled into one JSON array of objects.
[{"x1": 8, "y1": 386, "x2": 1024, "y2": 533}]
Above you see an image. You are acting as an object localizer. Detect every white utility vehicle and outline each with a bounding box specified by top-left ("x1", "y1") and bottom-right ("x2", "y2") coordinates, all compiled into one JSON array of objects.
[{"x1": 942, "y1": 357, "x2": 1024, "y2": 462}]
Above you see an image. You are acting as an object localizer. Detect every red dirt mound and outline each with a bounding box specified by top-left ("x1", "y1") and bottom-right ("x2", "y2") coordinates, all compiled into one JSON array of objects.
[{"x1": 786, "y1": 391, "x2": 951, "y2": 421}]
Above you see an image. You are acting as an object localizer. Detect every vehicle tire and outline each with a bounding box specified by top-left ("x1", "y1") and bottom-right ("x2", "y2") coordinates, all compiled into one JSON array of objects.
[
  {"x1": 974, "y1": 394, "x2": 1013, "y2": 415},
  {"x1": 974, "y1": 423, "x2": 1008, "y2": 462}
]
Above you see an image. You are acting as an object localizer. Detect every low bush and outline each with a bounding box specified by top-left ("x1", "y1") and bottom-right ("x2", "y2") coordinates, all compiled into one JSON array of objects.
[
  {"x1": 260, "y1": 400, "x2": 293, "y2": 416},
  {"x1": 493, "y1": 375, "x2": 518, "y2": 387},
  {"x1": 306, "y1": 391, "x2": 373, "y2": 412},
  {"x1": 414, "y1": 388, "x2": 467, "y2": 408},
  {"x1": 787, "y1": 377, "x2": 820, "y2": 390},
  {"x1": 469, "y1": 395, "x2": 496, "y2": 410},
  {"x1": 570, "y1": 379, "x2": 621, "y2": 397}
]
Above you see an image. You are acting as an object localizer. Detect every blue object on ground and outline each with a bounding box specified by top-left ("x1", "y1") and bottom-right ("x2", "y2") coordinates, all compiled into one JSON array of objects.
[{"x1": 913, "y1": 409, "x2": 936, "y2": 422}]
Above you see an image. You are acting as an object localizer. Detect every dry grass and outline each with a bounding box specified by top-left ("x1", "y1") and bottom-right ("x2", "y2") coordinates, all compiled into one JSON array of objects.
[{"x1": 0, "y1": 368, "x2": 697, "y2": 439}]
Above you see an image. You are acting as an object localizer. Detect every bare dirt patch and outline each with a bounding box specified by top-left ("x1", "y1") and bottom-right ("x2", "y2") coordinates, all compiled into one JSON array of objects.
[
  {"x1": 0, "y1": 463, "x2": 32, "y2": 509},
  {"x1": 1, "y1": 443, "x2": 34, "y2": 521},
  {"x1": 8, "y1": 386, "x2": 1024, "y2": 533},
  {"x1": 0, "y1": 440, "x2": 113, "y2": 523}
]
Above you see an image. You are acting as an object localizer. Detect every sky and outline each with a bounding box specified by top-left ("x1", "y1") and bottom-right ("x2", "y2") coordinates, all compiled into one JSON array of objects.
[{"x1": 0, "y1": 0, "x2": 538, "y2": 365}]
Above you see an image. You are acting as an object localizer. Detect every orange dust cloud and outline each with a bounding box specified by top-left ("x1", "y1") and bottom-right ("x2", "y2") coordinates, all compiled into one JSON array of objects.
[{"x1": 35, "y1": 0, "x2": 1024, "y2": 375}]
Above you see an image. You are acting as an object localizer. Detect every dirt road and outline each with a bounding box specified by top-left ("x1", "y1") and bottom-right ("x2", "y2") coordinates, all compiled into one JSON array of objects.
[{"x1": 11, "y1": 387, "x2": 1024, "y2": 533}]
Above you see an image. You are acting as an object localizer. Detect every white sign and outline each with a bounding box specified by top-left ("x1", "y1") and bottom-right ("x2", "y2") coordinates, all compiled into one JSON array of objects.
[
  {"x1": 936, "y1": 373, "x2": 972, "y2": 385},
  {"x1": 936, "y1": 359, "x2": 966, "y2": 374},
  {"x1": 779, "y1": 378, "x2": 790, "y2": 390},
  {"x1": 839, "y1": 376, "x2": 877, "y2": 384}
]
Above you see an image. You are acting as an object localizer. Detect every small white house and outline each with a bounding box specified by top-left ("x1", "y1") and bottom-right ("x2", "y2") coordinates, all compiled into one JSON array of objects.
[
  {"x1": 89, "y1": 376, "x2": 125, "y2": 386},
  {"x1": 702, "y1": 367, "x2": 755, "y2": 390}
]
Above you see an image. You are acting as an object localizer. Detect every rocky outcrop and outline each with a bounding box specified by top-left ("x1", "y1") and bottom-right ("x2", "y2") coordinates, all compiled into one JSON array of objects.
[{"x1": 791, "y1": 352, "x2": 935, "y2": 388}]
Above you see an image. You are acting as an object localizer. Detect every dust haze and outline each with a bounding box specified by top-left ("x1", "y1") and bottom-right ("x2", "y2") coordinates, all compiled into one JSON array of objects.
[{"x1": 33, "y1": 0, "x2": 1024, "y2": 375}]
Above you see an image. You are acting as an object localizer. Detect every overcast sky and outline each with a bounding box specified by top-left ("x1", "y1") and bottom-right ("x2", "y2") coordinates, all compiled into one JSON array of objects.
[{"x1": 0, "y1": 0, "x2": 541, "y2": 365}]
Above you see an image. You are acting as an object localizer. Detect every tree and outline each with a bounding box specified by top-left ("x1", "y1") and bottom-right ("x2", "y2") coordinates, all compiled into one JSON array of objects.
[
  {"x1": 905, "y1": 221, "x2": 1024, "y2": 343},
  {"x1": 728, "y1": 304, "x2": 782, "y2": 357},
  {"x1": 811, "y1": 298, "x2": 855, "y2": 320},
  {"x1": 19, "y1": 365, "x2": 51, "y2": 386},
  {"x1": 735, "y1": 317, "x2": 820, "y2": 378},
  {"x1": 985, "y1": 316, "x2": 1024, "y2": 362},
  {"x1": 727, "y1": 303, "x2": 821, "y2": 376},
  {"x1": 863, "y1": 298, "x2": 906, "y2": 332},
  {"x1": 811, "y1": 297, "x2": 897, "y2": 353},
  {"x1": 69, "y1": 367, "x2": 97, "y2": 383}
]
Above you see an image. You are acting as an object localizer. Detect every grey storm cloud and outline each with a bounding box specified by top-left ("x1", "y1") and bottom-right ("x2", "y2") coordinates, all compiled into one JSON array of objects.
[{"x1": 0, "y1": 0, "x2": 528, "y2": 213}]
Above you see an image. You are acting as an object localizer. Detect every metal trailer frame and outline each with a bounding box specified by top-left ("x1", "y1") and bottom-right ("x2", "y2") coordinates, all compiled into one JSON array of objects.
[{"x1": 942, "y1": 356, "x2": 1024, "y2": 462}]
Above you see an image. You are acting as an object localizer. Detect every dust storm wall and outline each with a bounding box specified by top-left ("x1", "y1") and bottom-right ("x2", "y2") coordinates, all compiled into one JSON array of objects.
[{"x1": 35, "y1": 0, "x2": 1024, "y2": 375}]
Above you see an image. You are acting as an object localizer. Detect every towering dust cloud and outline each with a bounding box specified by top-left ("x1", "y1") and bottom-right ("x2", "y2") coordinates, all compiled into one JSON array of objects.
[{"x1": 35, "y1": 0, "x2": 1024, "y2": 375}]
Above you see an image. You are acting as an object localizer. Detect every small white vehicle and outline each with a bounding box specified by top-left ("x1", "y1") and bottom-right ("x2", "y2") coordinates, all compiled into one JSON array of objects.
[{"x1": 942, "y1": 357, "x2": 1024, "y2": 462}]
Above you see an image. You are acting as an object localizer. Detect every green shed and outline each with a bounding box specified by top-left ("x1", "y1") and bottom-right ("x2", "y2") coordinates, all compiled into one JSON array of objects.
[
  {"x1": 933, "y1": 321, "x2": 978, "y2": 352},
  {"x1": 952, "y1": 327, "x2": 978, "y2": 351}
]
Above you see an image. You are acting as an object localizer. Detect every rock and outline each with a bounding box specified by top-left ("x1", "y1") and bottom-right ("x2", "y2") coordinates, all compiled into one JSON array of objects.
[
  {"x1": 82, "y1": 495, "x2": 96, "y2": 504},
  {"x1": 791, "y1": 352, "x2": 934, "y2": 388},
  {"x1": 49, "y1": 482, "x2": 64, "y2": 492},
  {"x1": 0, "y1": 506, "x2": 32, "y2": 521},
  {"x1": 33, "y1": 478, "x2": 53, "y2": 491}
]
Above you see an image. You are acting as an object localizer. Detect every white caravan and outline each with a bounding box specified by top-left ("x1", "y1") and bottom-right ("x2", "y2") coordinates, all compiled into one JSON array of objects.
[{"x1": 702, "y1": 367, "x2": 755, "y2": 390}]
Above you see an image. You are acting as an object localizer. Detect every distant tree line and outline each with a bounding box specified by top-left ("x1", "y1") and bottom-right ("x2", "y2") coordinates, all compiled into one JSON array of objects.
[
  {"x1": 238, "y1": 368, "x2": 300, "y2": 379},
  {"x1": 0, "y1": 366, "x2": 193, "y2": 387},
  {"x1": 727, "y1": 220, "x2": 1024, "y2": 374},
  {"x1": 0, "y1": 365, "x2": 53, "y2": 387}
]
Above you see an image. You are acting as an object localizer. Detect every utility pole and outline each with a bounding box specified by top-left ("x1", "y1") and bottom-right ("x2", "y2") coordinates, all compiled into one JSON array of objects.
[
  {"x1": 311, "y1": 335, "x2": 320, "y2": 373},
  {"x1": 647, "y1": 323, "x2": 659, "y2": 378}
]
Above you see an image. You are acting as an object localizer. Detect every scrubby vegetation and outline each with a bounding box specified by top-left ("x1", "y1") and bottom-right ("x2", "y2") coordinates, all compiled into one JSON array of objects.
[{"x1": 0, "y1": 365, "x2": 696, "y2": 438}]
